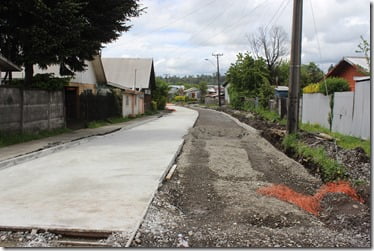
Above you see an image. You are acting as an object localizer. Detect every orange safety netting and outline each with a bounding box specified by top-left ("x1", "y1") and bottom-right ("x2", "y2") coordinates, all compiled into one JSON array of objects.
[{"x1": 257, "y1": 181, "x2": 363, "y2": 216}]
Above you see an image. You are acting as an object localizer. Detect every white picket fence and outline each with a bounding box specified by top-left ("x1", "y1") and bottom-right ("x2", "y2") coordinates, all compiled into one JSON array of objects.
[{"x1": 302, "y1": 79, "x2": 370, "y2": 140}]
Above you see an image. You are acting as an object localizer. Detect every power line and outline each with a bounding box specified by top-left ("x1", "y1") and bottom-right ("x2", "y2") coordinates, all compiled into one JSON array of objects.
[
  {"x1": 268, "y1": 0, "x2": 291, "y2": 29},
  {"x1": 264, "y1": 0, "x2": 289, "y2": 32},
  {"x1": 196, "y1": 0, "x2": 271, "y2": 46},
  {"x1": 308, "y1": 0, "x2": 329, "y2": 95},
  {"x1": 130, "y1": 0, "x2": 218, "y2": 37}
]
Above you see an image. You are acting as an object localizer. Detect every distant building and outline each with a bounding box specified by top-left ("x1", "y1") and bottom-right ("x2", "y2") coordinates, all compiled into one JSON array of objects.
[
  {"x1": 168, "y1": 85, "x2": 184, "y2": 97},
  {"x1": 184, "y1": 87, "x2": 200, "y2": 99},
  {"x1": 326, "y1": 56, "x2": 369, "y2": 91}
]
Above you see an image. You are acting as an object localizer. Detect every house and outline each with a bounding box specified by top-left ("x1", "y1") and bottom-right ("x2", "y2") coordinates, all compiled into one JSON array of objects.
[
  {"x1": 0, "y1": 54, "x2": 22, "y2": 85},
  {"x1": 326, "y1": 56, "x2": 370, "y2": 91},
  {"x1": 101, "y1": 58, "x2": 156, "y2": 111},
  {"x1": 2, "y1": 56, "x2": 107, "y2": 122},
  {"x1": 184, "y1": 87, "x2": 200, "y2": 100},
  {"x1": 168, "y1": 85, "x2": 184, "y2": 98}
]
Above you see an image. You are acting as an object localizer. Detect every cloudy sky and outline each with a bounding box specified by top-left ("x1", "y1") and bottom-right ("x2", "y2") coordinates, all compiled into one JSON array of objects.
[{"x1": 102, "y1": 0, "x2": 371, "y2": 77}]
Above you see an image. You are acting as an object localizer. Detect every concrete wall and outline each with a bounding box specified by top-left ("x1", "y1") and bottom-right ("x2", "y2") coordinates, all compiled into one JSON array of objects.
[
  {"x1": 0, "y1": 87, "x2": 65, "y2": 132},
  {"x1": 302, "y1": 93, "x2": 331, "y2": 129}
]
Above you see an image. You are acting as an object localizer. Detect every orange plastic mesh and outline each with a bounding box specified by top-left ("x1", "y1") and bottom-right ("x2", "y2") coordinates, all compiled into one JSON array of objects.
[{"x1": 257, "y1": 181, "x2": 363, "y2": 216}]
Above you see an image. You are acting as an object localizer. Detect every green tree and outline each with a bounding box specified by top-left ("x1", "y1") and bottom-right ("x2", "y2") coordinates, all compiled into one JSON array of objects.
[
  {"x1": 300, "y1": 62, "x2": 324, "y2": 88},
  {"x1": 153, "y1": 79, "x2": 169, "y2": 110},
  {"x1": 226, "y1": 52, "x2": 269, "y2": 109},
  {"x1": 198, "y1": 81, "x2": 208, "y2": 103},
  {"x1": 275, "y1": 60, "x2": 290, "y2": 86},
  {"x1": 0, "y1": 0, "x2": 142, "y2": 85}
]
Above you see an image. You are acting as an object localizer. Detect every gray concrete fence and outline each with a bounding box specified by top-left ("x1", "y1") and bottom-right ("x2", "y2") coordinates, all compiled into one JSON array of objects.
[{"x1": 0, "y1": 87, "x2": 65, "y2": 133}]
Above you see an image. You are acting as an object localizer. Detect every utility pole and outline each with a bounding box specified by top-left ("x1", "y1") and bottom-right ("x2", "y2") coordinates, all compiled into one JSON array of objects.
[
  {"x1": 287, "y1": 0, "x2": 303, "y2": 134},
  {"x1": 212, "y1": 53, "x2": 223, "y2": 107}
]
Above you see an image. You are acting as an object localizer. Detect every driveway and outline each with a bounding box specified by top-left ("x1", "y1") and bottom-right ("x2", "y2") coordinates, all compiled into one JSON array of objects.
[{"x1": 0, "y1": 105, "x2": 198, "y2": 242}]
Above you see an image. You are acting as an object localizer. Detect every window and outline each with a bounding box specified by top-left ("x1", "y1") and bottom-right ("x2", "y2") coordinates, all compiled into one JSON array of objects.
[{"x1": 126, "y1": 95, "x2": 129, "y2": 106}]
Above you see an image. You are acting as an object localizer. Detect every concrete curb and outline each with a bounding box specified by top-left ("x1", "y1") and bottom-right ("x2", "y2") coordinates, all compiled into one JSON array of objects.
[
  {"x1": 0, "y1": 116, "x2": 161, "y2": 171},
  {"x1": 125, "y1": 108, "x2": 200, "y2": 247}
]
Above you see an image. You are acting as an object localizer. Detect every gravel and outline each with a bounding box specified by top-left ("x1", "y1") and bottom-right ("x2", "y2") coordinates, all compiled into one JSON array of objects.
[{"x1": 132, "y1": 107, "x2": 370, "y2": 248}]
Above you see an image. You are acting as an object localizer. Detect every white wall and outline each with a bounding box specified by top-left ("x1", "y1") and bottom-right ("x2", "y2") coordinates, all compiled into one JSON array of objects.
[
  {"x1": 351, "y1": 81, "x2": 370, "y2": 140},
  {"x1": 71, "y1": 61, "x2": 97, "y2": 85},
  {"x1": 122, "y1": 94, "x2": 132, "y2": 117},
  {"x1": 302, "y1": 93, "x2": 331, "y2": 129},
  {"x1": 332, "y1": 92, "x2": 354, "y2": 136},
  {"x1": 302, "y1": 79, "x2": 370, "y2": 140}
]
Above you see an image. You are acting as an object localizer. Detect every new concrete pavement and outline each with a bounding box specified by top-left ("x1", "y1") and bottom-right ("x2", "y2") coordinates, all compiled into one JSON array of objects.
[{"x1": 0, "y1": 105, "x2": 198, "y2": 241}]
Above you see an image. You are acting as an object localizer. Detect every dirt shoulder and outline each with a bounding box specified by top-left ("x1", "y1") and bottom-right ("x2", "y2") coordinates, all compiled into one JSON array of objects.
[{"x1": 132, "y1": 108, "x2": 370, "y2": 248}]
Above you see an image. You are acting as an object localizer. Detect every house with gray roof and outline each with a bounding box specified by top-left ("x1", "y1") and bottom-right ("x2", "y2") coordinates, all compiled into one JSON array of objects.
[{"x1": 102, "y1": 58, "x2": 156, "y2": 111}]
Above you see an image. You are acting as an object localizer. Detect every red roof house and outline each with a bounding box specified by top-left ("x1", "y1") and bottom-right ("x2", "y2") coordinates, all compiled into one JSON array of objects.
[{"x1": 326, "y1": 56, "x2": 369, "y2": 91}]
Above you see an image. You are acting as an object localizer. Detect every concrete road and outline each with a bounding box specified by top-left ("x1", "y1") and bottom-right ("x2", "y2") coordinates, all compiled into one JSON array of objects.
[{"x1": 0, "y1": 105, "x2": 198, "y2": 239}]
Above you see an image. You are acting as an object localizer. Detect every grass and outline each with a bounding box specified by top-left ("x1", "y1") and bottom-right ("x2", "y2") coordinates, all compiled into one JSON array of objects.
[
  {"x1": 0, "y1": 128, "x2": 71, "y2": 148},
  {"x1": 243, "y1": 106, "x2": 370, "y2": 155},
  {"x1": 282, "y1": 134, "x2": 346, "y2": 182},
  {"x1": 300, "y1": 123, "x2": 370, "y2": 156}
]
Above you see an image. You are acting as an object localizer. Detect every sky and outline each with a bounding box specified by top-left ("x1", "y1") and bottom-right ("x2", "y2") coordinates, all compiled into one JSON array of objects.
[{"x1": 102, "y1": 0, "x2": 371, "y2": 77}]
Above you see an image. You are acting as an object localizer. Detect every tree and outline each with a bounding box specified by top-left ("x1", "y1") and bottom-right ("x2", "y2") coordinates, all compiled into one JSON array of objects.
[
  {"x1": 153, "y1": 79, "x2": 169, "y2": 110},
  {"x1": 275, "y1": 60, "x2": 290, "y2": 86},
  {"x1": 300, "y1": 62, "x2": 324, "y2": 88},
  {"x1": 274, "y1": 61, "x2": 324, "y2": 88},
  {"x1": 355, "y1": 35, "x2": 370, "y2": 67},
  {"x1": 249, "y1": 26, "x2": 288, "y2": 85},
  {"x1": 226, "y1": 52, "x2": 269, "y2": 109},
  {"x1": 198, "y1": 81, "x2": 208, "y2": 103},
  {"x1": 0, "y1": 0, "x2": 142, "y2": 85}
]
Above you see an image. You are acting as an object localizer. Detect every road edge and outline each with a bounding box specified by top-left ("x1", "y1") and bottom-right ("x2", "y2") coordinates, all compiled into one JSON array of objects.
[
  {"x1": 125, "y1": 107, "x2": 200, "y2": 247},
  {"x1": 0, "y1": 116, "x2": 161, "y2": 171}
]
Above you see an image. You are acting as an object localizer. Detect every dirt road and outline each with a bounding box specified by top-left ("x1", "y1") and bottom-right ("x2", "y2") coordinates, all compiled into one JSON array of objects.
[{"x1": 132, "y1": 108, "x2": 370, "y2": 248}]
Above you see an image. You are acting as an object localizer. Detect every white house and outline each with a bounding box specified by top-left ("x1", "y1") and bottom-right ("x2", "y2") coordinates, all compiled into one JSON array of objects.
[{"x1": 102, "y1": 58, "x2": 156, "y2": 112}]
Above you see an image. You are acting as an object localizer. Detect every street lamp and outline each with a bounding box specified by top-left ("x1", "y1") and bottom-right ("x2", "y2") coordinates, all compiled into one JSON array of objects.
[{"x1": 212, "y1": 53, "x2": 223, "y2": 107}]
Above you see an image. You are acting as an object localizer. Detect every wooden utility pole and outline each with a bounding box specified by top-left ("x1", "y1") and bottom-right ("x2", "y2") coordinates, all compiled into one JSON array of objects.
[
  {"x1": 287, "y1": 0, "x2": 303, "y2": 134},
  {"x1": 212, "y1": 53, "x2": 223, "y2": 107}
]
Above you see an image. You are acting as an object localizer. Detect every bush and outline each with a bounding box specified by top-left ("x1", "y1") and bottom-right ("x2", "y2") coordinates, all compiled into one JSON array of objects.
[
  {"x1": 319, "y1": 77, "x2": 350, "y2": 95},
  {"x1": 258, "y1": 82, "x2": 274, "y2": 108},
  {"x1": 303, "y1": 83, "x2": 320, "y2": 94},
  {"x1": 151, "y1": 101, "x2": 157, "y2": 111},
  {"x1": 157, "y1": 96, "x2": 167, "y2": 110},
  {"x1": 6, "y1": 73, "x2": 69, "y2": 91},
  {"x1": 303, "y1": 78, "x2": 350, "y2": 95},
  {"x1": 174, "y1": 96, "x2": 186, "y2": 102}
]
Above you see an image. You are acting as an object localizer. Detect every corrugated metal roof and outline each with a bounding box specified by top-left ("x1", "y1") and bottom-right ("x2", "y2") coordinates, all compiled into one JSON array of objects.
[
  {"x1": 0, "y1": 55, "x2": 21, "y2": 71},
  {"x1": 345, "y1": 56, "x2": 369, "y2": 72},
  {"x1": 102, "y1": 58, "x2": 154, "y2": 89}
]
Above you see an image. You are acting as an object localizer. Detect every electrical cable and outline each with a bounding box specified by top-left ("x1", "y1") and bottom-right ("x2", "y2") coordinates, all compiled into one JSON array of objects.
[{"x1": 308, "y1": 0, "x2": 329, "y2": 95}]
